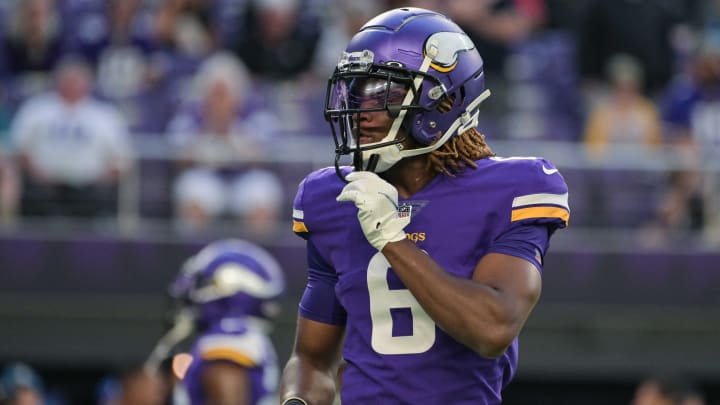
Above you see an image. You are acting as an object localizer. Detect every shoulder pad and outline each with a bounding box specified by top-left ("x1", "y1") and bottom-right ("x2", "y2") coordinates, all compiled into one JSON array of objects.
[
  {"x1": 492, "y1": 157, "x2": 570, "y2": 227},
  {"x1": 292, "y1": 167, "x2": 349, "y2": 237}
]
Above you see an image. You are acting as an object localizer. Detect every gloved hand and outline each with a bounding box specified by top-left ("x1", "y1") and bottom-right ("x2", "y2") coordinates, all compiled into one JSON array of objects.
[{"x1": 337, "y1": 171, "x2": 411, "y2": 251}]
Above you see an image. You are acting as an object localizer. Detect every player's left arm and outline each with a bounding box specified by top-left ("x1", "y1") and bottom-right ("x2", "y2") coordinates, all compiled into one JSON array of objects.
[
  {"x1": 201, "y1": 361, "x2": 251, "y2": 405},
  {"x1": 382, "y1": 241, "x2": 542, "y2": 358}
]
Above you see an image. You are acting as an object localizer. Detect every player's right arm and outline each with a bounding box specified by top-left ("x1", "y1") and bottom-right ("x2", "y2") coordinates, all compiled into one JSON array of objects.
[
  {"x1": 280, "y1": 243, "x2": 346, "y2": 405},
  {"x1": 283, "y1": 173, "x2": 347, "y2": 405},
  {"x1": 280, "y1": 316, "x2": 345, "y2": 405}
]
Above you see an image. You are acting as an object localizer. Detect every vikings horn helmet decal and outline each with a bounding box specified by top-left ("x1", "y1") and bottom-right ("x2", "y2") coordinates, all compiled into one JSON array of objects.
[{"x1": 169, "y1": 239, "x2": 285, "y2": 327}]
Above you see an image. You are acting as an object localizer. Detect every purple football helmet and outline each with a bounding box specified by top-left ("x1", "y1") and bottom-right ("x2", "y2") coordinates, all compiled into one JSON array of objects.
[
  {"x1": 325, "y1": 7, "x2": 490, "y2": 177},
  {"x1": 169, "y1": 239, "x2": 285, "y2": 329}
]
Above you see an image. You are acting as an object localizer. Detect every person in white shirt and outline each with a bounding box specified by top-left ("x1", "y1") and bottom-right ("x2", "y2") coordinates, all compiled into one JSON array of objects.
[{"x1": 10, "y1": 56, "x2": 132, "y2": 219}]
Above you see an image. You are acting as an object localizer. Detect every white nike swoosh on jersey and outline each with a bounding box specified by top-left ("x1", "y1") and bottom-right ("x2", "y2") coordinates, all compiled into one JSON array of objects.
[{"x1": 542, "y1": 165, "x2": 558, "y2": 175}]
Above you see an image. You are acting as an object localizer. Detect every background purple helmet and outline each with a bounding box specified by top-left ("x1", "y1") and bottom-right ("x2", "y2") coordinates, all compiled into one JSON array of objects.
[
  {"x1": 169, "y1": 239, "x2": 285, "y2": 328},
  {"x1": 326, "y1": 7, "x2": 489, "y2": 174}
]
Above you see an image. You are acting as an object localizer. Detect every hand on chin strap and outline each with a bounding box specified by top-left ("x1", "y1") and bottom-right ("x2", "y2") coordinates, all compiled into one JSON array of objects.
[{"x1": 337, "y1": 171, "x2": 411, "y2": 251}]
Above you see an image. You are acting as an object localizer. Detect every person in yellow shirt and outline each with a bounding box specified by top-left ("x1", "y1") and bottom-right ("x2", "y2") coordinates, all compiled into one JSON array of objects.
[{"x1": 583, "y1": 54, "x2": 663, "y2": 157}]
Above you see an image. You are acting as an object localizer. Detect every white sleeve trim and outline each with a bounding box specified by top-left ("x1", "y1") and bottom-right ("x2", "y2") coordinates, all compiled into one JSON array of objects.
[{"x1": 512, "y1": 192, "x2": 569, "y2": 209}]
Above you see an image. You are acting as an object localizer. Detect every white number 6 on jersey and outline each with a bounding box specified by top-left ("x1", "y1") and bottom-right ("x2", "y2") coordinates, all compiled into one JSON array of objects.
[{"x1": 367, "y1": 252, "x2": 436, "y2": 354}]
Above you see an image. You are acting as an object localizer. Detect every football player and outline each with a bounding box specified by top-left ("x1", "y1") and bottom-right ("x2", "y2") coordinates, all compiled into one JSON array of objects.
[
  {"x1": 280, "y1": 7, "x2": 570, "y2": 405},
  {"x1": 146, "y1": 239, "x2": 285, "y2": 405}
]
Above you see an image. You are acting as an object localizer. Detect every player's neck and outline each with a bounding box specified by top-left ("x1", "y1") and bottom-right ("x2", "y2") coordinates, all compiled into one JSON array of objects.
[{"x1": 382, "y1": 155, "x2": 436, "y2": 199}]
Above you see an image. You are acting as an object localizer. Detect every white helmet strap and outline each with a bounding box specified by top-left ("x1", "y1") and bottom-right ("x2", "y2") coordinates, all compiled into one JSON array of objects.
[{"x1": 363, "y1": 88, "x2": 492, "y2": 171}]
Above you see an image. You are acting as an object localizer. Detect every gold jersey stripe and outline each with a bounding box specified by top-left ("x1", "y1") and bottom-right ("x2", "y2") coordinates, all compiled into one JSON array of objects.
[
  {"x1": 202, "y1": 348, "x2": 256, "y2": 368},
  {"x1": 512, "y1": 206, "x2": 570, "y2": 225},
  {"x1": 293, "y1": 220, "x2": 308, "y2": 233}
]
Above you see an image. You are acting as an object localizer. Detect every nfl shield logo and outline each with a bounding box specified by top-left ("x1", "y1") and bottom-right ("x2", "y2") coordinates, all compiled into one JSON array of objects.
[{"x1": 398, "y1": 204, "x2": 412, "y2": 218}]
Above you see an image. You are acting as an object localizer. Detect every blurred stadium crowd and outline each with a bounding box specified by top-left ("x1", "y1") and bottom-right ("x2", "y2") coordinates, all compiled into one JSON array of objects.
[
  {"x1": 0, "y1": 0, "x2": 718, "y2": 244},
  {"x1": 0, "y1": 0, "x2": 719, "y2": 404}
]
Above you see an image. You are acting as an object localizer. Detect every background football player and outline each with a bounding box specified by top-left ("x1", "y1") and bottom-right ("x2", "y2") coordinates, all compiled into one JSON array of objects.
[
  {"x1": 280, "y1": 7, "x2": 569, "y2": 405},
  {"x1": 146, "y1": 238, "x2": 285, "y2": 405}
]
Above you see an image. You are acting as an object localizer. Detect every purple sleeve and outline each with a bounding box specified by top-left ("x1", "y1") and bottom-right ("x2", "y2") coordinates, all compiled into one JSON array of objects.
[
  {"x1": 298, "y1": 240, "x2": 347, "y2": 325},
  {"x1": 292, "y1": 178, "x2": 309, "y2": 240},
  {"x1": 487, "y1": 223, "x2": 551, "y2": 275}
]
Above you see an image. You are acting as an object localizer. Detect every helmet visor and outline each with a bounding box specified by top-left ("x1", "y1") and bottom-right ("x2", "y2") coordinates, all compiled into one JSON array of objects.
[{"x1": 327, "y1": 74, "x2": 412, "y2": 115}]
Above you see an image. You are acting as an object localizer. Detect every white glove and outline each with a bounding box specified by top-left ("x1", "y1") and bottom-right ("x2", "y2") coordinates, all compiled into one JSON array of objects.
[{"x1": 336, "y1": 171, "x2": 411, "y2": 251}]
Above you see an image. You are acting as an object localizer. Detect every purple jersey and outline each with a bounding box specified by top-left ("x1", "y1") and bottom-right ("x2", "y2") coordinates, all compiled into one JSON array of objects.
[
  {"x1": 292, "y1": 156, "x2": 569, "y2": 404},
  {"x1": 178, "y1": 320, "x2": 278, "y2": 405}
]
